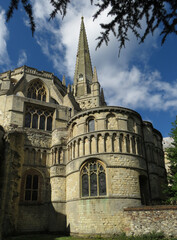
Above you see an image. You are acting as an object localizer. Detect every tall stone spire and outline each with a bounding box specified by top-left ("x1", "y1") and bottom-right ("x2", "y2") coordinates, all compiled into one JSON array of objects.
[
  {"x1": 73, "y1": 17, "x2": 107, "y2": 110},
  {"x1": 74, "y1": 17, "x2": 93, "y2": 87}
]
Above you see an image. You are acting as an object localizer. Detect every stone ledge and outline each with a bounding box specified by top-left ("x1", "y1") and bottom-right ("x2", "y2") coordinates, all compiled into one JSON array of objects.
[{"x1": 124, "y1": 205, "x2": 177, "y2": 211}]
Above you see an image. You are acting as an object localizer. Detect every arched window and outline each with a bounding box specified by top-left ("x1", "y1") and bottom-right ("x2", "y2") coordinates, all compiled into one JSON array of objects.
[
  {"x1": 87, "y1": 118, "x2": 95, "y2": 132},
  {"x1": 20, "y1": 169, "x2": 43, "y2": 203},
  {"x1": 24, "y1": 105, "x2": 53, "y2": 131},
  {"x1": 81, "y1": 160, "x2": 106, "y2": 197},
  {"x1": 27, "y1": 80, "x2": 47, "y2": 101}
]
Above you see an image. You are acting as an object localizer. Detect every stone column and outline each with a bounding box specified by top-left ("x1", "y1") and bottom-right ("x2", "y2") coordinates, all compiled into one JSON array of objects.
[
  {"x1": 103, "y1": 135, "x2": 106, "y2": 152},
  {"x1": 80, "y1": 139, "x2": 84, "y2": 156},
  {"x1": 130, "y1": 136, "x2": 133, "y2": 154},
  {"x1": 73, "y1": 142, "x2": 75, "y2": 159},
  {"x1": 135, "y1": 138, "x2": 139, "y2": 155},
  {"x1": 110, "y1": 134, "x2": 113, "y2": 152},
  {"x1": 117, "y1": 135, "x2": 120, "y2": 152},
  {"x1": 87, "y1": 138, "x2": 90, "y2": 154},
  {"x1": 68, "y1": 145, "x2": 70, "y2": 162},
  {"x1": 75, "y1": 141, "x2": 78, "y2": 159},
  {"x1": 122, "y1": 135, "x2": 126, "y2": 153}
]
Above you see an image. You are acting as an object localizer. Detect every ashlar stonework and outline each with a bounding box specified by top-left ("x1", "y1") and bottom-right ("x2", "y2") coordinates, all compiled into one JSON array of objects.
[{"x1": 0, "y1": 17, "x2": 168, "y2": 237}]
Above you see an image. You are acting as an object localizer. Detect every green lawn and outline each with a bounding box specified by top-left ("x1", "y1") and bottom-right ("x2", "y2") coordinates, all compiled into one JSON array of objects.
[{"x1": 4, "y1": 233, "x2": 177, "y2": 240}]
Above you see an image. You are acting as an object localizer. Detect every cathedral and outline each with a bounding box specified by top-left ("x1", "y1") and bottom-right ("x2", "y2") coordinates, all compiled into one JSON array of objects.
[{"x1": 0, "y1": 18, "x2": 166, "y2": 237}]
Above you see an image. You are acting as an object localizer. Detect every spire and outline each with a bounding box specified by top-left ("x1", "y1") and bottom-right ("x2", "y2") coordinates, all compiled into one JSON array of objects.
[
  {"x1": 93, "y1": 67, "x2": 98, "y2": 82},
  {"x1": 100, "y1": 88, "x2": 106, "y2": 106},
  {"x1": 74, "y1": 17, "x2": 93, "y2": 85}
]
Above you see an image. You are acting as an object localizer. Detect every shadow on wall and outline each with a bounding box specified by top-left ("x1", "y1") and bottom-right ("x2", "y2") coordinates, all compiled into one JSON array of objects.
[
  {"x1": 0, "y1": 125, "x2": 5, "y2": 191},
  {"x1": 46, "y1": 180, "x2": 69, "y2": 234},
  {"x1": 17, "y1": 172, "x2": 68, "y2": 235},
  {"x1": 0, "y1": 128, "x2": 69, "y2": 238}
]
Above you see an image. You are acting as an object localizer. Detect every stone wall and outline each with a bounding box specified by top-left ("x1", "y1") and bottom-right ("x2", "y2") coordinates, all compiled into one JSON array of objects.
[
  {"x1": 123, "y1": 206, "x2": 177, "y2": 237},
  {"x1": 66, "y1": 198, "x2": 140, "y2": 235},
  {"x1": 66, "y1": 204, "x2": 177, "y2": 237}
]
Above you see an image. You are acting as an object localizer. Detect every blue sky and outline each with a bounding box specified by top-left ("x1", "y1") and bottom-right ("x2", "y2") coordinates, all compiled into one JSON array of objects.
[{"x1": 0, "y1": 1, "x2": 177, "y2": 138}]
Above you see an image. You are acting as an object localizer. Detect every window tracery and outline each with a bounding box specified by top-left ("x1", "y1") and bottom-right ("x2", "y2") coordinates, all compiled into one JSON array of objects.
[
  {"x1": 27, "y1": 80, "x2": 47, "y2": 101},
  {"x1": 81, "y1": 160, "x2": 106, "y2": 197},
  {"x1": 25, "y1": 105, "x2": 53, "y2": 131}
]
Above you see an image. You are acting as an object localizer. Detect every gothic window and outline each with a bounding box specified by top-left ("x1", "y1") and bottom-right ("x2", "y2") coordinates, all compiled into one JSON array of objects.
[
  {"x1": 81, "y1": 160, "x2": 106, "y2": 197},
  {"x1": 24, "y1": 105, "x2": 53, "y2": 131},
  {"x1": 20, "y1": 169, "x2": 43, "y2": 203},
  {"x1": 39, "y1": 115, "x2": 45, "y2": 130},
  {"x1": 47, "y1": 116, "x2": 52, "y2": 131},
  {"x1": 27, "y1": 80, "x2": 47, "y2": 101},
  {"x1": 88, "y1": 118, "x2": 95, "y2": 132}
]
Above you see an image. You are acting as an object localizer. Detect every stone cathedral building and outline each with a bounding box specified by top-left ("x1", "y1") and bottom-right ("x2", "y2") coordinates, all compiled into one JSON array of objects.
[{"x1": 0, "y1": 18, "x2": 166, "y2": 237}]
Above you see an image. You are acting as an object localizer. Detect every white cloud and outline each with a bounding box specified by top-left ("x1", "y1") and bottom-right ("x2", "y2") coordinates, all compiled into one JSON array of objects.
[
  {"x1": 17, "y1": 50, "x2": 27, "y2": 67},
  {"x1": 0, "y1": 7, "x2": 10, "y2": 69},
  {"x1": 30, "y1": 0, "x2": 177, "y2": 112}
]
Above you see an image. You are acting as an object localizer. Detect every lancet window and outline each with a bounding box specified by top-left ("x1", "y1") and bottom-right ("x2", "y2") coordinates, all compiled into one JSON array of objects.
[
  {"x1": 25, "y1": 105, "x2": 53, "y2": 131},
  {"x1": 27, "y1": 80, "x2": 47, "y2": 101},
  {"x1": 81, "y1": 160, "x2": 106, "y2": 197}
]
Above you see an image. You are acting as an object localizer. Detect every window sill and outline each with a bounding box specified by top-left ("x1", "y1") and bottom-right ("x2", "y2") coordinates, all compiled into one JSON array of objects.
[{"x1": 80, "y1": 195, "x2": 107, "y2": 200}]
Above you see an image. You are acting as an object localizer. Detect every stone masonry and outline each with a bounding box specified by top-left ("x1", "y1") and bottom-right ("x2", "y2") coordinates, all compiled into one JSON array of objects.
[{"x1": 0, "y1": 17, "x2": 167, "y2": 238}]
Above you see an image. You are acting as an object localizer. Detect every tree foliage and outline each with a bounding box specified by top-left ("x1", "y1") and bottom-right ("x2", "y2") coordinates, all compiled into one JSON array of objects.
[
  {"x1": 165, "y1": 118, "x2": 177, "y2": 205},
  {"x1": 6, "y1": 0, "x2": 35, "y2": 35},
  {"x1": 6, "y1": 0, "x2": 177, "y2": 53}
]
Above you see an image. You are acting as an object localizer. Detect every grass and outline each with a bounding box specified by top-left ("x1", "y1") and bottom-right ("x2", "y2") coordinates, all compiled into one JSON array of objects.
[{"x1": 4, "y1": 233, "x2": 177, "y2": 240}]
